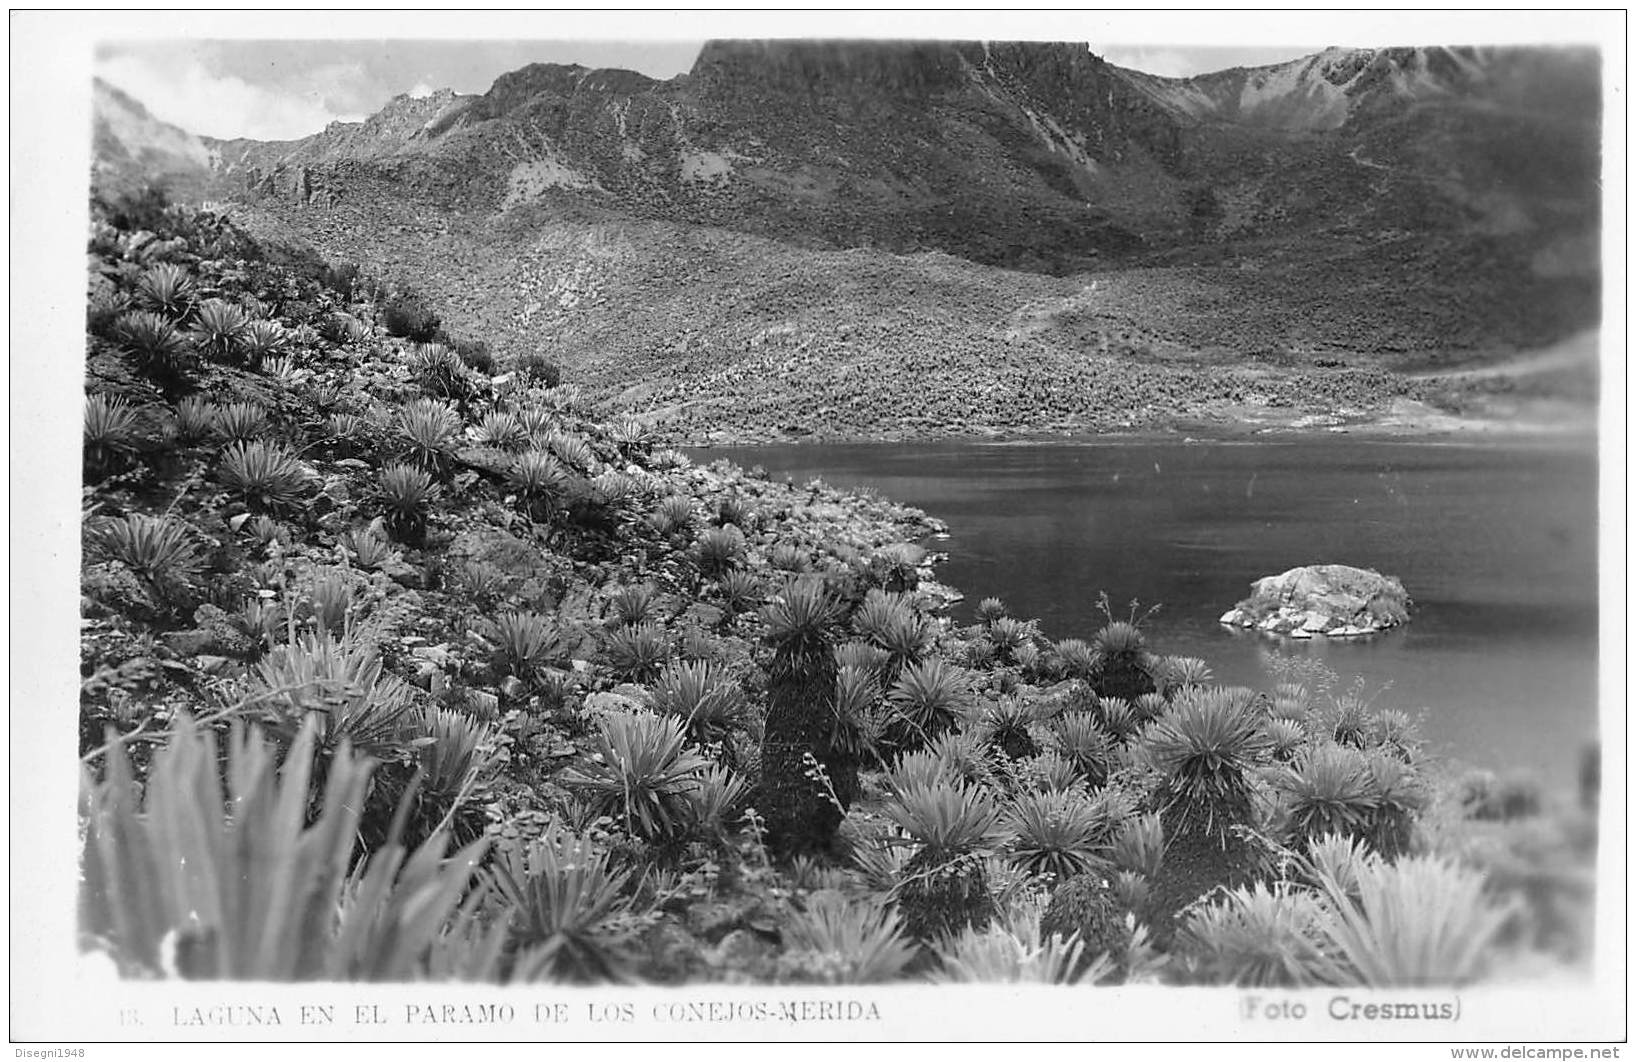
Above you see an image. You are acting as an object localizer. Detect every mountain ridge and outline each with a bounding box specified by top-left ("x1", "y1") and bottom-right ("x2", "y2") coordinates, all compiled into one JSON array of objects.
[
  {"x1": 113, "y1": 40, "x2": 1599, "y2": 261},
  {"x1": 90, "y1": 39, "x2": 1602, "y2": 441}
]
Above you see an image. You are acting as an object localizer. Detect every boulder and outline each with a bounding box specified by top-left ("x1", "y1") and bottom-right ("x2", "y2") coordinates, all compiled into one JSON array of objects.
[
  {"x1": 584, "y1": 690, "x2": 649, "y2": 715},
  {"x1": 1219, "y1": 564, "x2": 1410, "y2": 637},
  {"x1": 160, "y1": 604, "x2": 256, "y2": 658},
  {"x1": 409, "y1": 643, "x2": 454, "y2": 694},
  {"x1": 638, "y1": 918, "x2": 706, "y2": 984},
  {"x1": 609, "y1": 683, "x2": 656, "y2": 708},
  {"x1": 708, "y1": 929, "x2": 776, "y2": 976}
]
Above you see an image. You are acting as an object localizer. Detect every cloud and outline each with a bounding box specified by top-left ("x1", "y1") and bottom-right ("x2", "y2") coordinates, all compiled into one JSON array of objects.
[
  {"x1": 295, "y1": 58, "x2": 387, "y2": 117},
  {"x1": 1099, "y1": 46, "x2": 1200, "y2": 79},
  {"x1": 96, "y1": 49, "x2": 366, "y2": 140},
  {"x1": 91, "y1": 40, "x2": 713, "y2": 140}
]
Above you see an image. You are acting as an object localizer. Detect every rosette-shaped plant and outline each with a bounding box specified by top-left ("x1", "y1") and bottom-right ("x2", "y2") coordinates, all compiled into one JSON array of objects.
[
  {"x1": 716, "y1": 569, "x2": 764, "y2": 615},
  {"x1": 398, "y1": 398, "x2": 461, "y2": 471},
  {"x1": 694, "y1": 523, "x2": 746, "y2": 577},
  {"x1": 559, "y1": 712, "x2": 709, "y2": 842},
  {"x1": 89, "y1": 512, "x2": 203, "y2": 601},
  {"x1": 756, "y1": 576, "x2": 847, "y2": 856},
  {"x1": 605, "y1": 582, "x2": 661, "y2": 628},
  {"x1": 114, "y1": 310, "x2": 194, "y2": 383},
  {"x1": 883, "y1": 781, "x2": 1009, "y2": 940},
  {"x1": 828, "y1": 663, "x2": 889, "y2": 762},
  {"x1": 1274, "y1": 744, "x2": 1378, "y2": 848},
  {"x1": 83, "y1": 394, "x2": 140, "y2": 478},
  {"x1": 212, "y1": 401, "x2": 269, "y2": 444},
  {"x1": 482, "y1": 611, "x2": 564, "y2": 686},
  {"x1": 1142, "y1": 687, "x2": 1270, "y2": 843},
  {"x1": 471, "y1": 410, "x2": 525, "y2": 450},
  {"x1": 602, "y1": 621, "x2": 669, "y2": 684},
  {"x1": 218, "y1": 440, "x2": 309, "y2": 511},
  {"x1": 238, "y1": 318, "x2": 287, "y2": 366},
  {"x1": 172, "y1": 396, "x2": 216, "y2": 442},
  {"x1": 1178, "y1": 882, "x2": 1340, "y2": 987},
  {"x1": 378, "y1": 463, "x2": 438, "y2": 539},
  {"x1": 648, "y1": 495, "x2": 696, "y2": 537},
  {"x1": 543, "y1": 429, "x2": 596, "y2": 472},
  {"x1": 974, "y1": 596, "x2": 1009, "y2": 624},
  {"x1": 782, "y1": 891, "x2": 915, "y2": 984},
  {"x1": 190, "y1": 298, "x2": 249, "y2": 361},
  {"x1": 134, "y1": 262, "x2": 195, "y2": 318},
  {"x1": 976, "y1": 695, "x2": 1040, "y2": 760},
  {"x1": 1090, "y1": 621, "x2": 1157, "y2": 702},
  {"x1": 887, "y1": 656, "x2": 969, "y2": 742},
  {"x1": 491, "y1": 825, "x2": 633, "y2": 982},
  {"x1": 508, "y1": 449, "x2": 571, "y2": 521},
  {"x1": 1048, "y1": 711, "x2": 1115, "y2": 788},
  {"x1": 1006, "y1": 789, "x2": 1110, "y2": 882},
  {"x1": 652, "y1": 659, "x2": 746, "y2": 748}
]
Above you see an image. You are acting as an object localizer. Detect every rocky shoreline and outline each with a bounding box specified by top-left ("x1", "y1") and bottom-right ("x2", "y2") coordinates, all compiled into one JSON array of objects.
[{"x1": 676, "y1": 394, "x2": 1600, "y2": 449}]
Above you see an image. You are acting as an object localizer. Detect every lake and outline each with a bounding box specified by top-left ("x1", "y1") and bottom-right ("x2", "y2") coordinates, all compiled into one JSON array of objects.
[{"x1": 691, "y1": 434, "x2": 1602, "y2": 789}]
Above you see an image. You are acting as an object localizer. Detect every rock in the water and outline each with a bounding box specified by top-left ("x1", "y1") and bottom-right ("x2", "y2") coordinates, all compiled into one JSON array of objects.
[{"x1": 1220, "y1": 564, "x2": 1410, "y2": 637}]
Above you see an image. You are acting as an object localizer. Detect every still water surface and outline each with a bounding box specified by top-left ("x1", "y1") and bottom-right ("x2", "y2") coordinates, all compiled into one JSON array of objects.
[{"x1": 692, "y1": 435, "x2": 1601, "y2": 787}]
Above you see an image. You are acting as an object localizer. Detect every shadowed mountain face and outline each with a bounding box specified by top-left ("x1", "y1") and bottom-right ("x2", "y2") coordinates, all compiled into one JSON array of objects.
[{"x1": 90, "y1": 39, "x2": 1603, "y2": 435}]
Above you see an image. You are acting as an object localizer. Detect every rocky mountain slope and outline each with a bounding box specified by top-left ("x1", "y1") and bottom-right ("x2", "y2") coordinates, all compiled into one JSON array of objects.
[
  {"x1": 1120, "y1": 46, "x2": 1512, "y2": 131},
  {"x1": 92, "y1": 40, "x2": 1603, "y2": 440},
  {"x1": 192, "y1": 41, "x2": 1601, "y2": 269},
  {"x1": 204, "y1": 41, "x2": 1190, "y2": 271}
]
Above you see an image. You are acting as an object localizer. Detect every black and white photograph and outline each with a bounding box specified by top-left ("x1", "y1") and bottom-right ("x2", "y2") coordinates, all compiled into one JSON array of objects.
[{"x1": 9, "y1": 8, "x2": 1626, "y2": 1046}]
